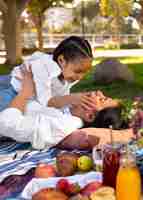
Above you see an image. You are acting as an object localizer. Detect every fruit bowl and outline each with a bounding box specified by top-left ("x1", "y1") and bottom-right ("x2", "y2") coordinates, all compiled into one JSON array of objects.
[{"x1": 21, "y1": 171, "x2": 102, "y2": 199}]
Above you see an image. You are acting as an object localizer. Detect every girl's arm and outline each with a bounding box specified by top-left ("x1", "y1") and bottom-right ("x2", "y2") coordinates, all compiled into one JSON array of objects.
[
  {"x1": 48, "y1": 94, "x2": 78, "y2": 108},
  {"x1": 48, "y1": 92, "x2": 97, "y2": 110}
]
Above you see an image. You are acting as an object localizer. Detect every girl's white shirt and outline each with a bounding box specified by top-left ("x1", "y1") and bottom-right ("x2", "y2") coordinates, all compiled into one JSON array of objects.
[
  {"x1": 11, "y1": 51, "x2": 77, "y2": 106},
  {"x1": 0, "y1": 101, "x2": 83, "y2": 150},
  {"x1": 0, "y1": 51, "x2": 82, "y2": 150}
]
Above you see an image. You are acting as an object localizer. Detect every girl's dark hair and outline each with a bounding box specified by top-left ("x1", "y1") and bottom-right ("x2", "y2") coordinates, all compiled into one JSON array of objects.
[
  {"x1": 53, "y1": 36, "x2": 93, "y2": 63},
  {"x1": 83, "y1": 107, "x2": 128, "y2": 130}
]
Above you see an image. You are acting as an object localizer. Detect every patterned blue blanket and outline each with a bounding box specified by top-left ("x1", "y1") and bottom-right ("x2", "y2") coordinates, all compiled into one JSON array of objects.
[{"x1": 0, "y1": 148, "x2": 59, "y2": 199}]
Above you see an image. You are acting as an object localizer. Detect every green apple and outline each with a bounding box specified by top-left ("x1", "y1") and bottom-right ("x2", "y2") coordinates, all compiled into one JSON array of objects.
[
  {"x1": 137, "y1": 137, "x2": 143, "y2": 148},
  {"x1": 77, "y1": 155, "x2": 93, "y2": 171}
]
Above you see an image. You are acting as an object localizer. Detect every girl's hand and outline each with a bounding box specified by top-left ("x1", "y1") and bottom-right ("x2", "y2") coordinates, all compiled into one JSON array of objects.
[
  {"x1": 77, "y1": 91, "x2": 107, "y2": 111},
  {"x1": 19, "y1": 65, "x2": 36, "y2": 99},
  {"x1": 70, "y1": 93, "x2": 97, "y2": 111}
]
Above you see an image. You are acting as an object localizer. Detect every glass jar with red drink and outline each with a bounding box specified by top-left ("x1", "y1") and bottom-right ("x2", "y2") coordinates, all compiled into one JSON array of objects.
[{"x1": 102, "y1": 143, "x2": 121, "y2": 188}]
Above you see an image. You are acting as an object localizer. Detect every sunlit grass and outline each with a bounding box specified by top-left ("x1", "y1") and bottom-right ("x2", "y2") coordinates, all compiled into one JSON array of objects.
[
  {"x1": 73, "y1": 57, "x2": 143, "y2": 100},
  {"x1": 0, "y1": 57, "x2": 143, "y2": 100},
  {"x1": 120, "y1": 57, "x2": 143, "y2": 64},
  {"x1": 92, "y1": 57, "x2": 143, "y2": 66},
  {"x1": 0, "y1": 64, "x2": 12, "y2": 75}
]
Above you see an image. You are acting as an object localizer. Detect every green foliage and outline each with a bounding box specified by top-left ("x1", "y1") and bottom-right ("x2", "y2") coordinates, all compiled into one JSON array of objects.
[
  {"x1": 15, "y1": 57, "x2": 23, "y2": 65},
  {"x1": 27, "y1": 0, "x2": 51, "y2": 16},
  {"x1": 100, "y1": 0, "x2": 133, "y2": 17},
  {"x1": 100, "y1": 0, "x2": 108, "y2": 17},
  {"x1": 99, "y1": 0, "x2": 134, "y2": 34},
  {"x1": 120, "y1": 43, "x2": 142, "y2": 49},
  {"x1": 27, "y1": 0, "x2": 73, "y2": 16},
  {"x1": 121, "y1": 97, "x2": 143, "y2": 123},
  {"x1": 120, "y1": 99, "x2": 134, "y2": 122}
]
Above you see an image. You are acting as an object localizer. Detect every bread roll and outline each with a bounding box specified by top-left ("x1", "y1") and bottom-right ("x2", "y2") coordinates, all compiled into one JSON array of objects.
[
  {"x1": 32, "y1": 188, "x2": 69, "y2": 200},
  {"x1": 90, "y1": 186, "x2": 116, "y2": 200}
]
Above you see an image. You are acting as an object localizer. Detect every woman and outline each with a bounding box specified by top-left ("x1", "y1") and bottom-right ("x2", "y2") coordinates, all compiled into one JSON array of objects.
[{"x1": 0, "y1": 68, "x2": 134, "y2": 150}]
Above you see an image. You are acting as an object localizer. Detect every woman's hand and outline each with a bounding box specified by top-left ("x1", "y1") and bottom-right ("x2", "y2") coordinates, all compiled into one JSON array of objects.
[
  {"x1": 19, "y1": 65, "x2": 36, "y2": 99},
  {"x1": 9, "y1": 66, "x2": 36, "y2": 112}
]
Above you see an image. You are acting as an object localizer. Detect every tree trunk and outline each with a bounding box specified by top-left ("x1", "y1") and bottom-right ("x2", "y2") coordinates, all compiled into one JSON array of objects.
[
  {"x1": 3, "y1": 0, "x2": 22, "y2": 65},
  {"x1": 36, "y1": 15, "x2": 43, "y2": 51},
  {"x1": 0, "y1": 0, "x2": 7, "y2": 13},
  {"x1": 138, "y1": 1, "x2": 143, "y2": 28},
  {"x1": 16, "y1": 16, "x2": 23, "y2": 63}
]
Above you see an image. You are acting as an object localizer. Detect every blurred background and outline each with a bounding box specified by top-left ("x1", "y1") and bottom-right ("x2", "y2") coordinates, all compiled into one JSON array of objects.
[{"x1": 0, "y1": 0, "x2": 143, "y2": 65}]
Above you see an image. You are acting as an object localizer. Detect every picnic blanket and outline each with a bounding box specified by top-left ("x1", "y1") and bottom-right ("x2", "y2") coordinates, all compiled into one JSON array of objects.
[
  {"x1": 0, "y1": 147, "x2": 59, "y2": 199},
  {"x1": 0, "y1": 146, "x2": 91, "y2": 200},
  {"x1": 0, "y1": 75, "x2": 11, "y2": 88}
]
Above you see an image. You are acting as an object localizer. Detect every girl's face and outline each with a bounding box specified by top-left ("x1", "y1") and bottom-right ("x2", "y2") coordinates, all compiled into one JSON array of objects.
[{"x1": 58, "y1": 56, "x2": 92, "y2": 82}]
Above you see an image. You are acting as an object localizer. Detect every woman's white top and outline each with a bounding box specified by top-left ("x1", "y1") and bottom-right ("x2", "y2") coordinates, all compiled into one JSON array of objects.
[
  {"x1": 11, "y1": 51, "x2": 77, "y2": 106},
  {"x1": 0, "y1": 101, "x2": 83, "y2": 150}
]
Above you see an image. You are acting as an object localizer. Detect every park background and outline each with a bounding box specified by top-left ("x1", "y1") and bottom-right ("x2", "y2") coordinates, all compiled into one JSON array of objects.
[{"x1": 0, "y1": 0, "x2": 143, "y2": 100}]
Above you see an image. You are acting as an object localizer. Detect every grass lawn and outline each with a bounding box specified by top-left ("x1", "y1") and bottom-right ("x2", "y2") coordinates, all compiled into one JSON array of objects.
[
  {"x1": 0, "y1": 57, "x2": 143, "y2": 100},
  {"x1": 0, "y1": 64, "x2": 12, "y2": 75},
  {"x1": 72, "y1": 57, "x2": 143, "y2": 100}
]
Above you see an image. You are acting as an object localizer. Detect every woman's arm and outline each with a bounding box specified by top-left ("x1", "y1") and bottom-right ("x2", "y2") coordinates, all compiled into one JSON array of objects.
[
  {"x1": 9, "y1": 93, "x2": 30, "y2": 113},
  {"x1": 57, "y1": 130, "x2": 100, "y2": 150},
  {"x1": 57, "y1": 128, "x2": 135, "y2": 150},
  {"x1": 80, "y1": 128, "x2": 135, "y2": 146},
  {"x1": 9, "y1": 66, "x2": 36, "y2": 112}
]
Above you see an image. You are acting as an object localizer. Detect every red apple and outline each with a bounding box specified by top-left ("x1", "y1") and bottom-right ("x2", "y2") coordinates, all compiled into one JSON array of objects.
[
  {"x1": 56, "y1": 179, "x2": 70, "y2": 194},
  {"x1": 80, "y1": 181, "x2": 102, "y2": 196},
  {"x1": 35, "y1": 163, "x2": 56, "y2": 178},
  {"x1": 56, "y1": 179, "x2": 80, "y2": 195}
]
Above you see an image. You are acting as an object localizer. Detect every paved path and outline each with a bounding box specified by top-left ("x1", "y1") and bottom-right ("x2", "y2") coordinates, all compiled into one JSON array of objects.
[{"x1": 93, "y1": 49, "x2": 143, "y2": 57}]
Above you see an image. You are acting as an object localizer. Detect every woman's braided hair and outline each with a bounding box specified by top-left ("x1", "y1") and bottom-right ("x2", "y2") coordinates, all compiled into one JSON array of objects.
[{"x1": 53, "y1": 36, "x2": 93, "y2": 63}]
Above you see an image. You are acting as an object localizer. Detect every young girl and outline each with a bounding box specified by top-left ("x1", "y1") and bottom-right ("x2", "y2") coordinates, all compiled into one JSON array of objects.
[{"x1": 0, "y1": 36, "x2": 94, "y2": 111}]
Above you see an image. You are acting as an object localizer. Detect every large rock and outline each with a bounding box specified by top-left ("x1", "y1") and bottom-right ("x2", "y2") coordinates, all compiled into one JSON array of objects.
[{"x1": 93, "y1": 58, "x2": 134, "y2": 84}]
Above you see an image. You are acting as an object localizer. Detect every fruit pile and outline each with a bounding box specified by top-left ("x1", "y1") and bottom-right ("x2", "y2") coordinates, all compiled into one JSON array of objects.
[
  {"x1": 34, "y1": 152, "x2": 94, "y2": 179},
  {"x1": 56, "y1": 152, "x2": 94, "y2": 176},
  {"x1": 32, "y1": 152, "x2": 118, "y2": 199},
  {"x1": 32, "y1": 180, "x2": 115, "y2": 200}
]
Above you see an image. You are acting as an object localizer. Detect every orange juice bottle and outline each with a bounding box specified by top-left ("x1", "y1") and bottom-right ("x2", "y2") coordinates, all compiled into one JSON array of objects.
[{"x1": 116, "y1": 150, "x2": 141, "y2": 200}]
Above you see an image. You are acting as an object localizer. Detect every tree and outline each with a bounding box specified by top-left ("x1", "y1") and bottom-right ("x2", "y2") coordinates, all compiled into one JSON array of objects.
[
  {"x1": 27, "y1": 0, "x2": 73, "y2": 50},
  {"x1": 71, "y1": 1, "x2": 99, "y2": 34},
  {"x1": 0, "y1": 0, "x2": 30, "y2": 65},
  {"x1": 99, "y1": 0, "x2": 133, "y2": 33}
]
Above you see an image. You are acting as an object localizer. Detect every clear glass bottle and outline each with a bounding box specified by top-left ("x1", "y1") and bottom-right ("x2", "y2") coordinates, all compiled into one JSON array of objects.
[
  {"x1": 102, "y1": 143, "x2": 121, "y2": 188},
  {"x1": 116, "y1": 149, "x2": 141, "y2": 200}
]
